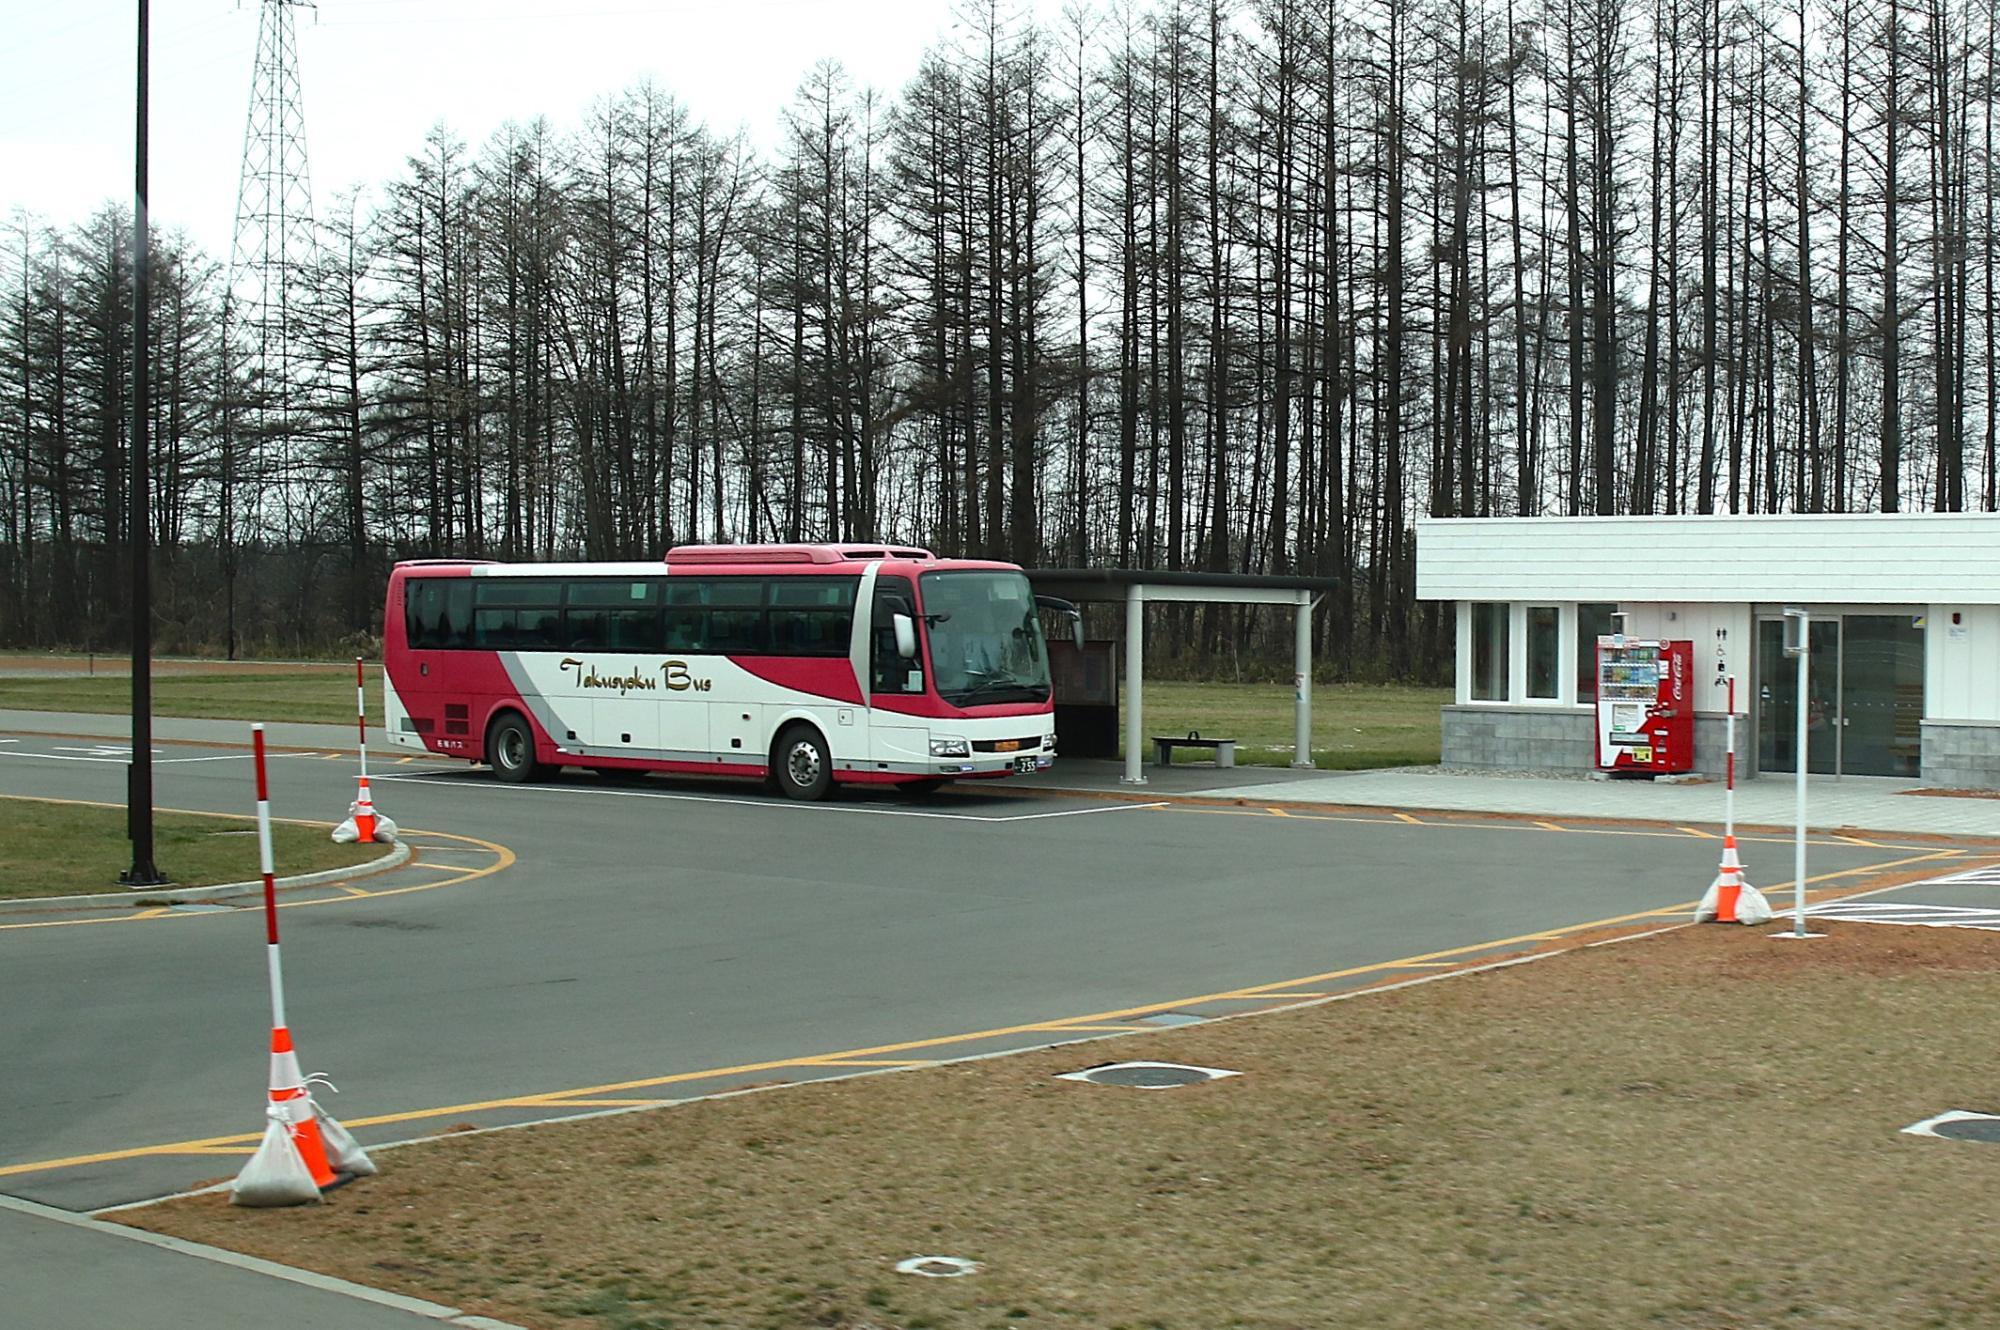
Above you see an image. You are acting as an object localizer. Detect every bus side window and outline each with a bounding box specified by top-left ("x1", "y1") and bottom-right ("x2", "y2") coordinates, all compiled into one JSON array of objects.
[
  {"x1": 664, "y1": 581, "x2": 705, "y2": 652},
  {"x1": 407, "y1": 579, "x2": 471, "y2": 650},
  {"x1": 871, "y1": 579, "x2": 923, "y2": 694}
]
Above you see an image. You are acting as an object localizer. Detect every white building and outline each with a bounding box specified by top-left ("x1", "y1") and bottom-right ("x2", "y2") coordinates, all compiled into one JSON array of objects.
[{"x1": 1415, "y1": 513, "x2": 2000, "y2": 787}]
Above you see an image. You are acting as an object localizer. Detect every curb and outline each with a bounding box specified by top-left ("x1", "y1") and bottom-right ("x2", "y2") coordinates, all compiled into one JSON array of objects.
[
  {"x1": 0, "y1": 1194, "x2": 528, "y2": 1330},
  {"x1": 3, "y1": 839, "x2": 411, "y2": 909},
  {"x1": 982, "y1": 777, "x2": 2000, "y2": 846}
]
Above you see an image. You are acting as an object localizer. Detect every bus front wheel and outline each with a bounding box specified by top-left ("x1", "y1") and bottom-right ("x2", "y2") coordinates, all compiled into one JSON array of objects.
[
  {"x1": 487, "y1": 713, "x2": 546, "y2": 784},
  {"x1": 773, "y1": 724, "x2": 832, "y2": 801}
]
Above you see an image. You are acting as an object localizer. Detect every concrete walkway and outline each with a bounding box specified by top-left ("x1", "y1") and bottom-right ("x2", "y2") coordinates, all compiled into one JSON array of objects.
[
  {"x1": 1185, "y1": 767, "x2": 2000, "y2": 839},
  {"x1": 0, "y1": 1198, "x2": 517, "y2": 1330},
  {"x1": 6, "y1": 707, "x2": 1995, "y2": 838}
]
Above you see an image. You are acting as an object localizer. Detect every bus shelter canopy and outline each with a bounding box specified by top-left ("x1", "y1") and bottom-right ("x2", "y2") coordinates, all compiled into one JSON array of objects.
[{"x1": 1025, "y1": 568, "x2": 1340, "y2": 784}]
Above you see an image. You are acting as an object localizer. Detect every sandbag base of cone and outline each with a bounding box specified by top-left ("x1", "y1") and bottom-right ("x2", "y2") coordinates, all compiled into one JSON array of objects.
[
  {"x1": 1695, "y1": 873, "x2": 1774, "y2": 925},
  {"x1": 309, "y1": 1098, "x2": 379, "y2": 1178},
  {"x1": 332, "y1": 798, "x2": 397, "y2": 845},
  {"x1": 231, "y1": 1106, "x2": 323, "y2": 1207}
]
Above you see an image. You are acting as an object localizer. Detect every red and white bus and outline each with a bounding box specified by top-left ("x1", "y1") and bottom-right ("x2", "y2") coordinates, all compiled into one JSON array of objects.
[{"x1": 382, "y1": 543, "x2": 1075, "y2": 799}]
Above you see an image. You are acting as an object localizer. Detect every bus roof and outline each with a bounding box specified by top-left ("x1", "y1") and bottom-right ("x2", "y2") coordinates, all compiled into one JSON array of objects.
[
  {"x1": 668, "y1": 542, "x2": 935, "y2": 565},
  {"x1": 390, "y1": 545, "x2": 1023, "y2": 578}
]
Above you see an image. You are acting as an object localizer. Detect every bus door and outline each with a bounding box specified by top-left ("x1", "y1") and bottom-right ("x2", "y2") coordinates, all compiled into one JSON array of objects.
[
  {"x1": 865, "y1": 572, "x2": 929, "y2": 772},
  {"x1": 662, "y1": 580, "x2": 723, "y2": 759}
]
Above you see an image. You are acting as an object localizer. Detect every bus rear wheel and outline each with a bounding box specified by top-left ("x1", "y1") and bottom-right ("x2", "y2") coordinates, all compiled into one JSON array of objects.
[
  {"x1": 773, "y1": 724, "x2": 832, "y2": 801},
  {"x1": 487, "y1": 713, "x2": 546, "y2": 784}
]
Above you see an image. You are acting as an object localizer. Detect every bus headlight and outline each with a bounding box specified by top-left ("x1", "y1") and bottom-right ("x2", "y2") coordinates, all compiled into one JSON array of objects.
[{"x1": 930, "y1": 736, "x2": 970, "y2": 757}]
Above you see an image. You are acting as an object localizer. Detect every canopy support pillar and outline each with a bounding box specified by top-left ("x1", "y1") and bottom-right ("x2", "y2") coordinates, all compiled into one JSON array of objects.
[
  {"x1": 1123, "y1": 586, "x2": 1146, "y2": 785},
  {"x1": 1292, "y1": 590, "x2": 1316, "y2": 769}
]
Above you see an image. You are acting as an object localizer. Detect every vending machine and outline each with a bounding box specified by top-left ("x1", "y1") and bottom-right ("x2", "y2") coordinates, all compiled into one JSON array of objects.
[{"x1": 1595, "y1": 637, "x2": 1695, "y2": 774}]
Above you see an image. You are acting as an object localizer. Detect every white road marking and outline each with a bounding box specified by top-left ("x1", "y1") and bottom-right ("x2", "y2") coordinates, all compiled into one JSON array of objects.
[
  {"x1": 0, "y1": 748, "x2": 316, "y2": 766},
  {"x1": 1809, "y1": 900, "x2": 2000, "y2": 931},
  {"x1": 373, "y1": 771, "x2": 1167, "y2": 823}
]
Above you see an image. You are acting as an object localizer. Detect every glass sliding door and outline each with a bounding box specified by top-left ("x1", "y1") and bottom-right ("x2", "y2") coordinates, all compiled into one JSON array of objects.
[
  {"x1": 1756, "y1": 612, "x2": 1925, "y2": 777},
  {"x1": 1757, "y1": 617, "x2": 1840, "y2": 775},
  {"x1": 1840, "y1": 615, "x2": 1924, "y2": 777}
]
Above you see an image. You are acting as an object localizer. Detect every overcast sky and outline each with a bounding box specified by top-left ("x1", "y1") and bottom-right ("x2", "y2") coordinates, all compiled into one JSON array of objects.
[{"x1": 1, "y1": 0, "x2": 980, "y2": 257}]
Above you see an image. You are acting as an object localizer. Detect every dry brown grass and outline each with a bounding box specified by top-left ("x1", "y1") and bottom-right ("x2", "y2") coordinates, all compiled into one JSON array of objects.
[{"x1": 125, "y1": 923, "x2": 2000, "y2": 1329}]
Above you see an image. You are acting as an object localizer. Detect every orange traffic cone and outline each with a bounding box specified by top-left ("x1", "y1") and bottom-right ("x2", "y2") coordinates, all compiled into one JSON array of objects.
[
  {"x1": 1695, "y1": 834, "x2": 1773, "y2": 924},
  {"x1": 332, "y1": 775, "x2": 396, "y2": 844},
  {"x1": 353, "y1": 776, "x2": 377, "y2": 843},
  {"x1": 267, "y1": 1025, "x2": 339, "y2": 1189}
]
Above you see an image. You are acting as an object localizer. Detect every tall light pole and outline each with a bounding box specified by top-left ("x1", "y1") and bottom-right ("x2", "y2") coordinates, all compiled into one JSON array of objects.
[{"x1": 123, "y1": 0, "x2": 165, "y2": 887}]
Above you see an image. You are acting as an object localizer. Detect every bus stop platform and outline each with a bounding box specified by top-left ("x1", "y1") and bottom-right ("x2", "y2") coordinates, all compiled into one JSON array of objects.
[{"x1": 1003, "y1": 758, "x2": 2000, "y2": 840}]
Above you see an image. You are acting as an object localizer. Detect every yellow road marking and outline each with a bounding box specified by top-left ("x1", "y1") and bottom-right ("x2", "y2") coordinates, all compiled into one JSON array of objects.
[
  {"x1": 1229, "y1": 990, "x2": 1335, "y2": 998},
  {"x1": 1395, "y1": 812, "x2": 1423, "y2": 824},
  {"x1": 796, "y1": 1059, "x2": 919, "y2": 1068},
  {"x1": 1679, "y1": 826, "x2": 1718, "y2": 839},
  {"x1": 1535, "y1": 820, "x2": 1568, "y2": 832},
  {"x1": 1034, "y1": 1023, "x2": 1151, "y2": 1032},
  {"x1": 0, "y1": 845, "x2": 1975, "y2": 1181},
  {"x1": 397, "y1": 757, "x2": 414, "y2": 765}
]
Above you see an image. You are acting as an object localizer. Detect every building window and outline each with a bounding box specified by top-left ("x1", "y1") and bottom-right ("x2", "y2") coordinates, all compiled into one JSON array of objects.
[
  {"x1": 1576, "y1": 602, "x2": 1618, "y2": 703},
  {"x1": 1526, "y1": 606, "x2": 1560, "y2": 700},
  {"x1": 1471, "y1": 603, "x2": 1509, "y2": 701}
]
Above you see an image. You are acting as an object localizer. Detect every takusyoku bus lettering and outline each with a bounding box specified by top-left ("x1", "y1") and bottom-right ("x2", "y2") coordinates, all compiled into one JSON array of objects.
[
  {"x1": 557, "y1": 658, "x2": 713, "y2": 694},
  {"x1": 381, "y1": 544, "x2": 1077, "y2": 801}
]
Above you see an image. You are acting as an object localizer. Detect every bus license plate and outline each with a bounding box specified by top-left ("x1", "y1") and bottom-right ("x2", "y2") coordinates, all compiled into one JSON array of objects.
[{"x1": 1013, "y1": 755, "x2": 1038, "y2": 775}]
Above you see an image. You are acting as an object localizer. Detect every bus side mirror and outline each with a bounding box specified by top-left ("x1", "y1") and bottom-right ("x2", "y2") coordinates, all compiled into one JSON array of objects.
[
  {"x1": 1035, "y1": 594, "x2": 1085, "y2": 651},
  {"x1": 892, "y1": 613, "x2": 917, "y2": 660}
]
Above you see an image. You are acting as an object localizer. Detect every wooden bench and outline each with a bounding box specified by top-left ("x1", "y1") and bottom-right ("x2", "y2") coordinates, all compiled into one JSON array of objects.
[{"x1": 1151, "y1": 731, "x2": 1237, "y2": 768}]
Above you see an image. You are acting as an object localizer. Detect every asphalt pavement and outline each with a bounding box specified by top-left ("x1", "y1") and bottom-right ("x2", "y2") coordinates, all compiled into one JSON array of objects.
[{"x1": 4, "y1": 709, "x2": 1997, "y2": 1329}]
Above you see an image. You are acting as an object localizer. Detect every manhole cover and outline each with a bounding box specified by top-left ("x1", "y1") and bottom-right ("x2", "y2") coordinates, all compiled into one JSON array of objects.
[
  {"x1": 895, "y1": 1255, "x2": 980, "y2": 1278},
  {"x1": 1933, "y1": 1118, "x2": 2000, "y2": 1142},
  {"x1": 1056, "y1": 1061, "x2": 1240, "y2": 1089},
  {"x1": 1903, "y1": 1110, "x2": 2000, "y2": 1141}
]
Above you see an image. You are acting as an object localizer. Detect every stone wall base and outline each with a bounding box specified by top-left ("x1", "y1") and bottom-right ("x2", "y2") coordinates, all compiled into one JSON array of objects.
[
  {"x1": 1441, "y1": 706, "x2": 1733, "y2": 778},
  {"x1": 1920, "y1": 721, "x2": 2000, "y2": 790}
]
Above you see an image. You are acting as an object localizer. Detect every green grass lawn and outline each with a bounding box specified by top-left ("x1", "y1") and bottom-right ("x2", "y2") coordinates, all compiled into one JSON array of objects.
[
  {"x1": 0, "y1": 797, "x2": 382, "y2": 898},
  {"x1": 0, "y1": 663, "x2": 377, "y2": 727},
  {"x1": 1133, "y1": 679, "x2": 1448, "y2": 769}
]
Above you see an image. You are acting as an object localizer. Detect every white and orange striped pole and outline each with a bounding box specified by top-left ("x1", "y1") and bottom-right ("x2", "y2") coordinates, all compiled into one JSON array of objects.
[
  {"x1": 352, "y1": 657, "x2": 376, "y2": 843},
  {"x1": 1717, "y1": 678, "x2": 1743, "y2": 919},
  {"x1": 253, "y1": 724, "x2": 338, "y2": 1188},
  {"x1": 1697, "y1": 677, "x2": 1771, "y2": 925}
]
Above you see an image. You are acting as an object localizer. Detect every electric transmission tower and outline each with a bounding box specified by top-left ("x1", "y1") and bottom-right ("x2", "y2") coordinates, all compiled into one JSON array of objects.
[{"x1": 226, "y1": 0, "x2": 320, "y2": 543}]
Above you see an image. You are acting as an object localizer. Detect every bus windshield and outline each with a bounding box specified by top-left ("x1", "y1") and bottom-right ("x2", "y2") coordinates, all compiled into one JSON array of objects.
[{"x1": 921, "y1": 569, "x2": 1052, "y2": 707}]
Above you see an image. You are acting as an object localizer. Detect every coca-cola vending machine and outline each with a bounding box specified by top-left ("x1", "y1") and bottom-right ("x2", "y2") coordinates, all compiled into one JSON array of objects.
[{"x1": 1595, "y1": 637, "x2": 1694, "y2": 774}]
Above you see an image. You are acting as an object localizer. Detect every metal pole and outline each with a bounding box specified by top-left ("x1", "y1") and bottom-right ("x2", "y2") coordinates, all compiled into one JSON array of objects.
[
  {"x1": 122, "y1": 0, "x2": 164, "y2": 887},
  {"x1": 254, "y1": 725, "x2": 286, "y2": 1030},
  {"x1": 1291, "y1": 591, "x2": 1314, "y2": 769},
  {"x1": 1723, "y1": 676, "x2": 1736, "y2": 840},
  {"x1": 355, "y1": 657, "x2": 368, "y2": 781},
  {"x1": 1123, "y1": 587, "x2": 1145, "y2": 785},
  {"x1": 1793, "y1": 613, "x2": 1809, "y2": 936}
]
